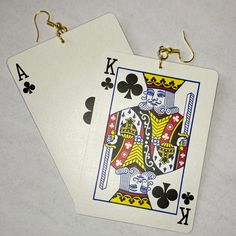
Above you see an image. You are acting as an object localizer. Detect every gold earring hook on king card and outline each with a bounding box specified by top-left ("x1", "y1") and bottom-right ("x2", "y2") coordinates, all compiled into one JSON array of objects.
[
  {"x1": 34, "y1": 10, "x2": 68, "y2": 43},
  {"x1": 158, "y1": 31, "x2": 195, "y2": 69}
]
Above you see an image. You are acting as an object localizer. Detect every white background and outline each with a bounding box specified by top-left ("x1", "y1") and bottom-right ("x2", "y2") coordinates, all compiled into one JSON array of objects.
[{"x1": 0, "y1": 1, "x2": 235, "y2": 235}]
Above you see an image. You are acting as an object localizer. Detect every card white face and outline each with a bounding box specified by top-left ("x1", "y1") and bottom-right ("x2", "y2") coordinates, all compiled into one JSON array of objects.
[
  {"x1": 7, "y1": 14, "x2": 132, "y2": 205},
  {"x1": 77, "y1": 52, "x2": 218, "y2": 233}
]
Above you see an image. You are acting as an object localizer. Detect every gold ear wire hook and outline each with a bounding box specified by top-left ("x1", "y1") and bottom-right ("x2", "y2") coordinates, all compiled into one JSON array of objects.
[
  {"x1": 158, "y1": 31, "x2": 195, "y2": 69},
  {"x1": 34, "y1": 10, "x2": 68, "y2": 43},
  {"x1": 178, "y1": 31, "x2": 195, "y2": 63},
  {"x1": 34, "y1": 10, "x2": 52, "y2": 42}
]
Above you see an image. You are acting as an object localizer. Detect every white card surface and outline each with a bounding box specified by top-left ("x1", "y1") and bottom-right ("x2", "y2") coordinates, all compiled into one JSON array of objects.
[
  {"x1": 76, "y1": 52, "x2": 218, "y2": 233},
  {"x1": 7, "y1": 14, "x2": 133, "y2": 205}
]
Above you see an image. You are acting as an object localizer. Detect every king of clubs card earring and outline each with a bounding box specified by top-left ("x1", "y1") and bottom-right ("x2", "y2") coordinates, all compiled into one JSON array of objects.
[{"x1": 77, "y1": 30, "x2": 218, "y2": 233}]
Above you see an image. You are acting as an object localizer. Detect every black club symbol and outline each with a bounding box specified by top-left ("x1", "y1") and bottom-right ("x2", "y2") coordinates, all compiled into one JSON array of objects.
[
  {"x1": 23, "y1": 82, "x2": 35, "y2": 94},
  {"x1": 117, "y1": 73, "x2": 143, "y2": 99},
  {"x1": 83, "y1": 97, "x2": 95, "y2": 125},
  {"x1": 152, "y1": 183, "x2": 178, "y2": 209},
  {"x1": 181, "y1": 192, "x2": 194, "y2": 205},
  {"x1": 101, "y1": 77, "x2": 113, "y2": 90}
]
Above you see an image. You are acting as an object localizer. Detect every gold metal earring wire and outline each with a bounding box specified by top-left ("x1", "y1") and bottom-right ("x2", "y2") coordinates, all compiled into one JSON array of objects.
[
  {"x1": 34, "y1": 10, "x2": 68, "y2": 43},
  {"x1": 158, "y1": 31, "x2": 195, "y2": 69}
]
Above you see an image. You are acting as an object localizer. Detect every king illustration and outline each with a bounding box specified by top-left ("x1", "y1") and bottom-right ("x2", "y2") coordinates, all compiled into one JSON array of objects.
[{"x1": 98, "y1": 73, "x2": 195, "y2": 210}]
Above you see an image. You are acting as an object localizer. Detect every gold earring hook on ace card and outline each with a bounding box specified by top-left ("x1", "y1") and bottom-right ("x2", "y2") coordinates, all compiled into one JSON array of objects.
[
  {"x1": 34, "y1": 10, "x2": 68, "y2": 43},
  {"x1": 158, "y1": 31, "x2": 195, "y2": 69}
]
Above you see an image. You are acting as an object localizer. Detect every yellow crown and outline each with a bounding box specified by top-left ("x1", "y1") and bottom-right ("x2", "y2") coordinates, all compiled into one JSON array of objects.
[
  {"x1": 144, "y1": 73, "x2": 184, "y2": 93},
  {"x1": 120, "y1": 118, "x2": 137, "y2": 138}
]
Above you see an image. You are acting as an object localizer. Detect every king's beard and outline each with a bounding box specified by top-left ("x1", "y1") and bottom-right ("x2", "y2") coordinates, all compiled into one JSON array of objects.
[{"x1": 139, "y1": 101, "x2": 165, "y2": 115}]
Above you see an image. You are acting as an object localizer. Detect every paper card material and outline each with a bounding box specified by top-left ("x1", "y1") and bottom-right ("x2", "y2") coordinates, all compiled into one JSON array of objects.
[
  {"x1": 76, "y1": 52, "x2": 218, "y2": 233},
  {"x1": 7, "y1": 14, "x2": 133, "y2": 205}
]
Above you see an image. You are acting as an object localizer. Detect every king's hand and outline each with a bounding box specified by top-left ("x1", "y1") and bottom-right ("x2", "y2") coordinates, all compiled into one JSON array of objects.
[
  {"x1": 106, "y1": 130, "x2": 118, "y2": 148},
  {"x1": 177, "y1": 134, "x2": 188, "y2": 151}
]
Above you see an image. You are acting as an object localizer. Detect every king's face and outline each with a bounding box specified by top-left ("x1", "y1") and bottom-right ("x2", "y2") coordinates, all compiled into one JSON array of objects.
[
  {"x1": 129, "y1": 173, "x2": 148, "y2": 194},
  {"x1": 146, "y1": 88, "x2": 166, "y2": 108}
]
